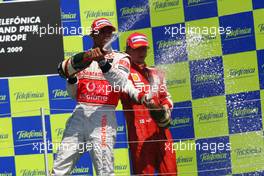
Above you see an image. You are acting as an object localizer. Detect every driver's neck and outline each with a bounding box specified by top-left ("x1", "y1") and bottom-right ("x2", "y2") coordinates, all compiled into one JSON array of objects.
[{"x1": 133, "y1": 61, "x2": 146, "y2": 69}]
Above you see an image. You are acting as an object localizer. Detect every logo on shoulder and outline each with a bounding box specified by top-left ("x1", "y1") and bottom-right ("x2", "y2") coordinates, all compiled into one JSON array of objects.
[{"x1": 131, "y1": 73, "x2": 141, "y2": 82}]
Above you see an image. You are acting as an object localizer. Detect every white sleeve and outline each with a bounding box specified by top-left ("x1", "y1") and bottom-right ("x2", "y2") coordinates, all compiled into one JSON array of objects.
[{"x1": 103, "y1": 57, "x2": 141, "y2": 102}]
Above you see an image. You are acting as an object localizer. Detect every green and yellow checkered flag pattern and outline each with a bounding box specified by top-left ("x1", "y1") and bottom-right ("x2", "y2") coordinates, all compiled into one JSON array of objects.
[{"x1": 0, "y1": 0, "x2": 264, "y2": 175}]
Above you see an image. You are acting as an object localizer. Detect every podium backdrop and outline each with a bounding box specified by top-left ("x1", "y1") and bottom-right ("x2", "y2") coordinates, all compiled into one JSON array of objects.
[{"x1": 0, "y1": 0, "x2": 264, "y2": 175}]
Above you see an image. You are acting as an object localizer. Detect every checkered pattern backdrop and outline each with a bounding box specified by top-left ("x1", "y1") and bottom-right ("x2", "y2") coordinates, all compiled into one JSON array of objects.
[{"x1": 0, "y1": 0, "x2": 264, "y2": 175}]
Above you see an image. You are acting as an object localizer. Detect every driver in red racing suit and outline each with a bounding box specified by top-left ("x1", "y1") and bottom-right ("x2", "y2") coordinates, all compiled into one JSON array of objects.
[{"x1": 121, "y1": 32, "x2": 177, "y2": 175}]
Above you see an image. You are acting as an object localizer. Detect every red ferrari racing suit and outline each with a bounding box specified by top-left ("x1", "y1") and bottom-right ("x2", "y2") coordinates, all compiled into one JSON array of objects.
[{"x1": 121, "y1": 63, "x2": 177, "y2": 175}]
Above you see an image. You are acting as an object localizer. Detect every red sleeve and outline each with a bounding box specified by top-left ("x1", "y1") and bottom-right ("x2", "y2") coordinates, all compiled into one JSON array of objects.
[{"x1": 120, "y1": 73, "x2": 139, "y2": 106}]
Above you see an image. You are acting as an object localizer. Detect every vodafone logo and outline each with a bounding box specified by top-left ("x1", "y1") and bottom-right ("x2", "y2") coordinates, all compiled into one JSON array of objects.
[{"x1": 86, "y1": 82, "x2": 96, "y2": 92}]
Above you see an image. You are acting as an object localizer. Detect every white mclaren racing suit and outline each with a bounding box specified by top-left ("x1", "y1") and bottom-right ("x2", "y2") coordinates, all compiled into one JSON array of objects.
[{"x1": 53, "y1": 51, "x2": 140, "y2": 175}]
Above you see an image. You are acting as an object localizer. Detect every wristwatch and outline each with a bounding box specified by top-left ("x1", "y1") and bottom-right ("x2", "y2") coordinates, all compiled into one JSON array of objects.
[
  {"x1": 67, "y1": 76, "x2": 77, "y2": 84},
  {"x1": 98, "y1": 59, "x2": 112, "y2": 73}
]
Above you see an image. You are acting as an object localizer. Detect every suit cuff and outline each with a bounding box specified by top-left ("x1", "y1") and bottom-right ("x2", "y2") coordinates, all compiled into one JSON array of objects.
[
  {"x1": 99, "y1": 61, "x2": 112, "y2": 73},
  {"x1": 67, "y1": 77, "x2": 78, "y2": 84},
  {"x1": 161, "y1": 99, "x2": 173, "y2": 109}
]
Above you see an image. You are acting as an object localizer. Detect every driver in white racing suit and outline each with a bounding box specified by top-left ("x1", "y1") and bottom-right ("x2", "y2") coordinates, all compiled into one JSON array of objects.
[{"x1": 53, "y1": 18, "x2": 148, "y2": 175}]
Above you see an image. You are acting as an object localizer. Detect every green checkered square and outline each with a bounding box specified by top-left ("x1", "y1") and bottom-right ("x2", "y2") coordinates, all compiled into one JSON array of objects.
[
  {"x1": 0, "y1": 118, "x2": 14, "y2": 156},
  {"x1": 50, "y1": 114, "x2": 71, "y2": 153},
  {"x1": 230, "y1": 131, "x2": 264, "y2": 174},
  {"x1": 192, "y1": 96, "x2": 229, "y2": 139},
  {"x1": 223, "y1": 51, "x2": 260, "y2": 95},
  {"x1": 63, "y1": 36, "x2": 84, "y2": 59},
  {"x1": 175, "y1": 140, "x2": 198, "y2": 176},
  {"x1": 9, "y1": 76, "x2": 50, "y2": 117},
  {"x1": 119, "y1": 28, "x2": 155, "y2": 66},
  {"x1": 186, "y1": 17, "x2": 222, "y2": 60},
  {"x1": 157, "y1": 62, "x2": 191, "y2": 102},
  {"x1": 149, "y1": 0, "x2": 184, "y2": 27},
  {"x1": 217, "y1": 0, "x2": 253, "y2": 16},
  {"x1": 15, "y1": 154, "x2": 54, "y2": 175},
  {"x1": 253, "y1": 9, "x2": 264, "y2": 50},
  {"x1": 79, "y1": 0, "x2": 118, "y2": 33},
  {"x1": 113, "y1": 148, "x2": 131, "y2": 175}
]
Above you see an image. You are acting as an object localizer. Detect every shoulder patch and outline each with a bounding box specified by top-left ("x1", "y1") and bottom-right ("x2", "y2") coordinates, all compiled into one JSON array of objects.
[
  {"x1": 119, "y1": 59, "x2": 130, "y2": 68},
  {"x1": 131, "y1": 73, "x2": 141, "y2": 82},
  {"x1": 118, "y1": 59, "x2": 130, "y2": 73}
]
